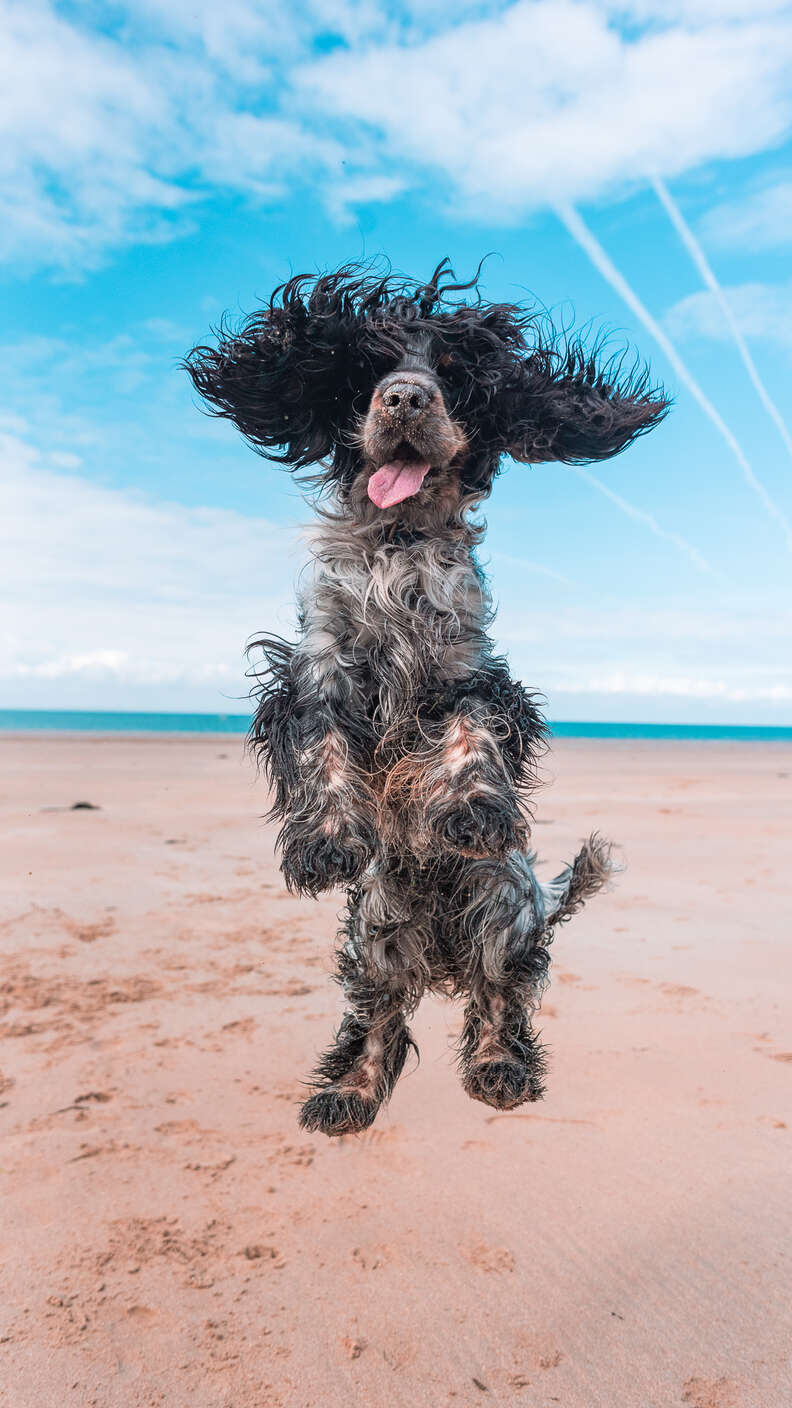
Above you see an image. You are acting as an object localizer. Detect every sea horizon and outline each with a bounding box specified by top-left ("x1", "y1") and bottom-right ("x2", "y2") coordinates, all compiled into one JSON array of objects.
[{"x1": 1, "y1": 708, "x2": 791, "y2": 742}]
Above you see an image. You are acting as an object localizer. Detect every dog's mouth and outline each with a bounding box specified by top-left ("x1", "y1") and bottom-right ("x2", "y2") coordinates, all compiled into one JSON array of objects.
[{"x1": 367, "y1": 442, "x2": 431, "y2": 509}]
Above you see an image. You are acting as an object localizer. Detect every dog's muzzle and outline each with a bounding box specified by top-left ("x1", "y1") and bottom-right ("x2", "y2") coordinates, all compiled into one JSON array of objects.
[{"x1": 365, "y1": 370, "x2": 441, "y2": 508}]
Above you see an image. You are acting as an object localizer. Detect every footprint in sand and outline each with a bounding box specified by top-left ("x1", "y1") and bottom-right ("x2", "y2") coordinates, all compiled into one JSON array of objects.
[
  {"x1": 260, "y1": 980, "x2": 314, "y2": 997},
  {"x1": 266, "y1": 1142, "x2": 315, "y2": 1169},
  {"x1": 72, "y1": 919, "x2": 117, "y2": 944},
  {"x1": 46, "y1": 911, "x2": 118, "y2": 945},
  {"x1": 351, "y1": 1244, "x2": 391, "y2": 1271},
  {"x1": 682, "y1": 1375, "x2": 741, "y2": 1408},
  {"x1": 380, "y1": 1337, "x2": 413, "y2": 1371},
  {"x1": 125, "y1": 1304, "x2": 156, "y2": 1321},
  {"x1": 513, "y1": 1329, "x2": 565, "y2": 1374},
  {"x1": 468, "y1": 1243, "x2": 516, "y2": 1274},
  {"x1": 220, "y1": 1017, "x2": 258, "y2": 1037},
  {"x1": 340, "y1": 1335, "x2": 366, "y2": 1359},
  {"x1": 241, "y1": 1244, "x2": 285, "y2": 1268}
]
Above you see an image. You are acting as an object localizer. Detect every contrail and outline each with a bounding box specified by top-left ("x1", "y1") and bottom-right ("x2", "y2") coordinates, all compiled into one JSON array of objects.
[
  {"x1": 568, "y1": 464, "x2": 719, "y2": 578},
  {"x1": 492, "y1": 551, "x2": 579, "y2": 589},
  {"x1": 651, "y1": 174, "x2": 792, "y2": 462},
  {"x1": 555, "y1": 201, "x2": 792, "y2": 552}
]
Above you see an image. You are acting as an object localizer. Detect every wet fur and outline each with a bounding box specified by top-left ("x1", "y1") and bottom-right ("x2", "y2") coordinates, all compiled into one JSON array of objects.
[{"x1": 185, "y1": 260, "x2": 665, "y2": 1135}]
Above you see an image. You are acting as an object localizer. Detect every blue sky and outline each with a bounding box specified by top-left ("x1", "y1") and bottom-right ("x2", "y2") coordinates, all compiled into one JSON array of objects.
[{"x1": 2, "y1": 0, "x2": 792, "y2": 721}]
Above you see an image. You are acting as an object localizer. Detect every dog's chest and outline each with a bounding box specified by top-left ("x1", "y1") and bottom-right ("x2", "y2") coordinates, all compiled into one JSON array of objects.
[{"x1": 302, "y1": 536, "x2": 489, "y2": 695}]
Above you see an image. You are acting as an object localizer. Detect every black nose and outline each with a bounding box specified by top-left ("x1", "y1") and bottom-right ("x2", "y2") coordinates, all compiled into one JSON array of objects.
[{"x1": 382, "y1": 380, "x2": 431, "y2": 417}]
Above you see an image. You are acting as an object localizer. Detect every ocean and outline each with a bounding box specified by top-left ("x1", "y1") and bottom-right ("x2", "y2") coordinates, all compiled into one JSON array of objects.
[{"x1": 1, "y1": 710, "x2": 790, "y2": 741}]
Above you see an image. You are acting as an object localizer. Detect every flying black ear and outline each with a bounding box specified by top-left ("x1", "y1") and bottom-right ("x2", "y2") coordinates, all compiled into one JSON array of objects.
[
  {"x1": 183, "y1": 272, "x2": 366, "y2": 470},
  {"x1": 503, "y1": 335, "x2": 671, "y2": 465}
]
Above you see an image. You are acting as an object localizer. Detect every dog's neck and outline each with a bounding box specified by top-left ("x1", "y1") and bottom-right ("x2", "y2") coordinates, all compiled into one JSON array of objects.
[
  {"x1": 316, "y1": 472, "x2": 487, "y2": 558},
  {"x1": 298, "y1": 484, "x2": 494, "y2": 712},
  {"x1": 313, "y1": 507, "x2": 484, "y2": 565}
]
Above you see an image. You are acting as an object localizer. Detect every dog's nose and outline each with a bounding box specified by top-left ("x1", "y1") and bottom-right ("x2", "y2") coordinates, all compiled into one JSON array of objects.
[{"x1": 381, "y1": 381, "x2": 431, "y2": 418}]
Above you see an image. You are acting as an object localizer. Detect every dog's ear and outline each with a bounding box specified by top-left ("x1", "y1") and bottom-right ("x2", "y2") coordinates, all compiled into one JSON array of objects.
[
  {"x1": 503, "y1": 337, "x2": 671, "y2": 465},
  {"x1": 183, "y1": 274, "x2": 364, "y2": 469}
]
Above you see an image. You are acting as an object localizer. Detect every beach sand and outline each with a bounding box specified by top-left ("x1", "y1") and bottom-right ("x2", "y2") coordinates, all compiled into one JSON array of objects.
[{"x1": 1, "y1": 733, "x2": 790, "y2": 1408}]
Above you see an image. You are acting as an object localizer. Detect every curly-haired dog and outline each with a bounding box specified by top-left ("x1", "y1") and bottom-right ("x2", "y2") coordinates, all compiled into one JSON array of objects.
[{"x1": 185, "y1": 261, "x2": 668, "y2": 1136}]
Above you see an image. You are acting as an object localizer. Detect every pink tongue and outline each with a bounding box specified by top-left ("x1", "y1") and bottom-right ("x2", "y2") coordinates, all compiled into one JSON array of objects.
[{"x1": 367, "y1": 459, "x2": 430, "y2": 509}]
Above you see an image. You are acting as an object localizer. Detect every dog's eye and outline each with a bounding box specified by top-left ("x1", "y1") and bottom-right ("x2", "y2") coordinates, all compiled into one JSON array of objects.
[{"x1": 436, "y1": 353, "x2": 458, "y2": 377}]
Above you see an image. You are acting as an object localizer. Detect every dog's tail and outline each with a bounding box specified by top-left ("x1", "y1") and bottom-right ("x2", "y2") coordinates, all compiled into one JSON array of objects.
[{"x1": 539, "y1": 832, "x2": 617, "y2": 930}]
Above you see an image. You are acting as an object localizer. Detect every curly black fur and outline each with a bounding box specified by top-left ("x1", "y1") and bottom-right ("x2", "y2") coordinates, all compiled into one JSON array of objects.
[
  {"x1": 185, "y1": 259, "x2": 663, "y2": 1135},
  {"x1": 184, "y1": 258, "x2": 670, "y2": 495}
]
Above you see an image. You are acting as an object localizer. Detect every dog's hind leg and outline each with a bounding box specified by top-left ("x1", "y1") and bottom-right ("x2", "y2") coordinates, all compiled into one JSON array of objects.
[
  {"x1": 454, "y1": 852, "x2": 550, "y2": 1110},
  {"x1": 454, "y1": 837, "x2": 614, "y2": 1110},
  {"x1": 299, "y1": 863, "x2": 428, "y2": 1137}
]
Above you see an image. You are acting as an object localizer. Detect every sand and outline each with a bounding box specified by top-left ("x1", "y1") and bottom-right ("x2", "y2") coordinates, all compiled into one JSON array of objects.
[{"x1": 0, "y1": 732, "x2": 790, "y2": 1408}]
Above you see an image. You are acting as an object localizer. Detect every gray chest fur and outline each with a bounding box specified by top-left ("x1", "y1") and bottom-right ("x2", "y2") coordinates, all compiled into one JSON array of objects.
[{"x1": 297, "y1": 525, "x2": 492, "y2": 715}]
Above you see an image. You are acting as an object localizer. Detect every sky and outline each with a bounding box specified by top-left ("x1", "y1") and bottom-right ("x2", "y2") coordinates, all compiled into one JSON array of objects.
[{"x1": 2, "y1": 0, "x2": 792, "y2": 723}]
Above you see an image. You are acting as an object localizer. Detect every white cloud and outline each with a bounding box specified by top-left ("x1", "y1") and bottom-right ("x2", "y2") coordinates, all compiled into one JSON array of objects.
[
  {"x1": 299, "y1": 2, "x2": 792, "y2": 216},
  {"x1": 324, "y1": 173, "x2": 408, "y2": 225},
  {"x1": 0, "y1": 0, "x2": 348, "y2": 269},
  {"x1": 0, "y1": 1, "x2": 191, "y2": 268},
  {"x1": 2, "y1": 1, "x2": 792, "y2": 270},
  {"x1": 0, "y1": 427, "x2": 300, "y2": 706},
  {"x1": 666, "y1": 281, "x2": 792, "y2": 351},
  {"x1": 699, "y1": 177, "x2": 792, "y2": 252}
]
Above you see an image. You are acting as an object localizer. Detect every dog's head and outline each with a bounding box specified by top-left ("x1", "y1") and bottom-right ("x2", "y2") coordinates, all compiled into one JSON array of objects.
[{"x1": 185, "y1": 260, "x2": 670, "y2": 526}]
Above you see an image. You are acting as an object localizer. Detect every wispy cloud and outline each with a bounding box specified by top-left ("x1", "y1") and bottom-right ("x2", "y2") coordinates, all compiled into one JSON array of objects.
[
  {"x1": 556, "y1": 202, "x2": 792, "y2": 552},
  {"x1": 652, "y1": 175, "x2": 792, "y2": 460},
  {"x1": 699, "y1": 176, "x2": 792, "y2": 252},
  {"x1": 667, "y1": 280, "x2": 792, "y2": 352},
  {"x1": 487, "y1": 551, "x2": 579, "y2": 590},
  {"x1": 567, "y1": 465, "x2": 717, "y2": 577}
]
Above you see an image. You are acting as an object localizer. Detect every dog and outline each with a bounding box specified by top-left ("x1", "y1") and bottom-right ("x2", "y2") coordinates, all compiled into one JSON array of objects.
[{"x1": 185, "y1": 260, "x2": 669, "y2": 1136}]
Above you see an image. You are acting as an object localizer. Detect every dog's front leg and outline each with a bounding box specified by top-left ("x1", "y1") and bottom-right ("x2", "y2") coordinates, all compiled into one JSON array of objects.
[
  {"x1": 421, "y1": 703, "x2": 529, "y2": 860},
  {"x1": 280, "y1": 713, "x2": 379, "y2": 897},
  {"x1": 249, "y1": 636, "x2": 378, "y2": 896},
  {"x1": 299, "y1": 863, "x2": 426, "y2": 1135}
]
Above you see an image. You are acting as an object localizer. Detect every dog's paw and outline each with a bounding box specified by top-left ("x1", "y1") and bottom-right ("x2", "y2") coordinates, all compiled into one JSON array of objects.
[
  {"x1": 463, "y1": 1057, "x2": 545, "y2": 1110},
  {"x1": 281, "y1": 830, "x2": 374, "y2": 897},
  {"x1": 298, "y1": 1087, "x2": 380, "y2": 1137},
  {"x1": 433, "y1": 798, "x2": 526, "y2": 860}
]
